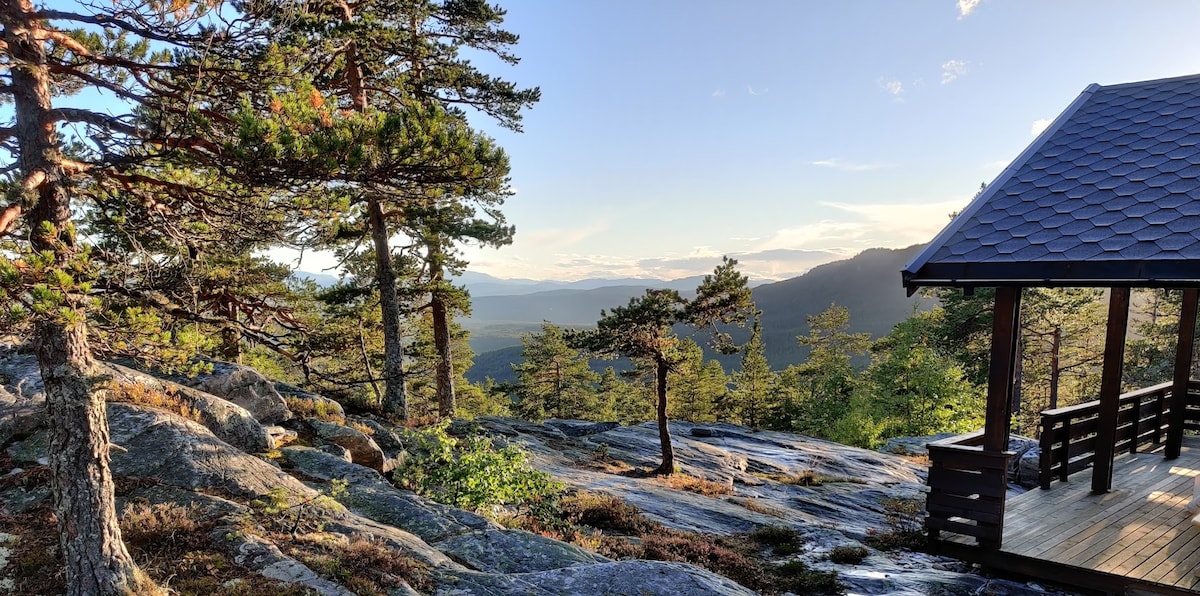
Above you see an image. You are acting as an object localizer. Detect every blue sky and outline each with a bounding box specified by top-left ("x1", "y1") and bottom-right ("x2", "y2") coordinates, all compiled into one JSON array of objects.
[{"x1": 418, "y1": 0, "x2": 1200, "y2": 282}]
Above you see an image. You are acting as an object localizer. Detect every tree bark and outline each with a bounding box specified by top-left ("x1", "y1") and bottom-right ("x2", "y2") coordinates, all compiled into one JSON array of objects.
[
  {"x1": 3, "y1": 2, "x2": 148, "y2": 593},
  {"x1": 653, "y1": 357, "x2": 675, "y2": 475},
  {"x1": 219, "y1": 295, "x2": 241, "y2": 363},
  {"x1": 368, "y1": 199, "x2": 409, "y2": 419},
  {"x1": 430, "y1": 261, "x2": 456, "y2": 418}
]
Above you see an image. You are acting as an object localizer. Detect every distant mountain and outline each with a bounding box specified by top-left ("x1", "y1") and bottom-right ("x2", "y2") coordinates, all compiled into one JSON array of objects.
[
  {"x1": 751, "y1": 245, "x2": 933, "y2": 368},
  {"x1": 453, "y1": 271, "x2": 720, "y2": 297},
  {"x1": 292, "y1": 271, "x2": 341, "y2": 287},
  {"x1": 464, "y1": 245, "x2": 935, "y2": 383}
]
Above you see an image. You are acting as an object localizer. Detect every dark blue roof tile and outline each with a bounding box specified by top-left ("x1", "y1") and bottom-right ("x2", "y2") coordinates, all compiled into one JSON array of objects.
[
  {"x1": 1123, "y1": 202, "x2": 1158, "y2": 218},
  {"x1": 1104, "y1": 196, "x2": 1139, "y2": 212},
  {"x1": 1100, "y1": 145, "x2": 1134, "y2": 160},
  {"x1": 1010, "y1": 221, "x2": 1044, "y2": 238},
  {"x1": 1062, "y1": 243, "x2": 1105, "y2": 260},
  {"x1": 1155, "y1": 235, "x2": 1194, "y2": 251},
  {"x1": 1099, "y1": 236, "x2": 1138, "y2": 252},
  {"x1": 1176, "y1": 201, "x2": 1200, "y2": 216},
  {"x1": 1146, "y1": 172, "x2": 1184, "y2": 187},
  {"x1": 1122, "y1": 242, "x2": 1165, "y2": 259},
  {"x1": 1041, "y1": 214, "x2": 1074, "y2": 229},
  {"x1": 1129, "y1": 137, "x2": 1160, "y2": 151},
  {"x1": 1165, "y1": 215, "x2": 1200, "y2": 232},
  {"x1": 993, "y1": 214, "x2": 1026, "y2": 232},
  {"x1": 1108, "y1": 162, "x2": 1142, "y2": 176},
  {"x1": 1078, "y1": 227, "x2": 1115, "y2": 243},
  {"x1": 962, "y1": 245, "x2": 1000, "y2": 261},
  {"x1": 975, "y1": 208, "x2": 1006, "y2": 225},
  {"x1": 1028, "y1": 229, "x2": 1061, "y2": 244},
  {"x1": 1058, "y1": 219, "x2": 1094, "y2": 236},
  {"x1": 1022, "y1": 206, "x2": 1058, "y2": 224},
  {"x1": 980, "y1": 230, "x2": 1011, "y2": 245},
  {"x1": 1013, "y1": 245, "x2": 1051, "y2": 260},
  {"x1": 1113, "y1": 180, "x2": 1148, "y2": 196},
  {"x1": 1133, "y1": 224, "x2": 1172, "y2": 241},
  {"x1": 1111, "y1": 218, "x2": 1151, "y2": 234},
  {"x1": 994, "y1": 238, "x2": 1027, "y2": 255},
  {"x1": 1045, "y1": 236, "x2": 1083, "y2": 252},
  {"x1": 1008, "y1": 199, "x2": 1040, "y2": 216},
  {"x1": 1165, "y1": 178, "x2": 1200, "y2": 194}
]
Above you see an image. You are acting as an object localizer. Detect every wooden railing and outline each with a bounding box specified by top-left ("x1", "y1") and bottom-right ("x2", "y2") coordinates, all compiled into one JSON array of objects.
[
  {"x1": 1037, "y1": 381, "x2": 1200, "y2": 489},
  {"x1": 925, "y1": 431, "x2": 1012, "y2": 548}
]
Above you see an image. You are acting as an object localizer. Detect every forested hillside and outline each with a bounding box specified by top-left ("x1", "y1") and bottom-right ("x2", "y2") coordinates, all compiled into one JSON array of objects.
[
  {"x1": 752, "y1": 245, "x2": 933, "y2": 368},
  {"x1": 465, "y1": 245, "x2": 932, "y2": 381}
]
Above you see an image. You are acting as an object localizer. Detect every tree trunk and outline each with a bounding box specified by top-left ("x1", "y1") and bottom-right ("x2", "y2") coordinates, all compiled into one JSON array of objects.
[
  {"x1": 430, "y1": 261, "x2": 456, "y2": 418},
  {"x1": 220, "y1": 295, "x2": 241, "y2": 363},
  {"x1": 368, "y1": 199, "x2": 408, "y2": 419},
  {"x1": 38, "y1": 323, "x2": 151, "y2": 595},
  {"x1": 653, "y1": 357, "x2": 675, "y2": 475},
  {"x1": 3, "y1": 2, "x2": 148, "y2": 592}
]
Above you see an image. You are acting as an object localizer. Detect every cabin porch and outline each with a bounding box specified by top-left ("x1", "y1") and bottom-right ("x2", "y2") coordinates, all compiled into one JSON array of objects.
[
  {"x1": 935, "y1": 435, "x2": 1200, "y2": 595},
  {"x1": 928, "y1": 382, "x2": 1200, "y2": 595}
]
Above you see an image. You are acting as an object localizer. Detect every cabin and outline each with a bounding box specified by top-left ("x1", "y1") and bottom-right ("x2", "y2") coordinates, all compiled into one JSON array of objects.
[{"x1": 903, "y1": 74, "x2": 1200, "y2": 595}]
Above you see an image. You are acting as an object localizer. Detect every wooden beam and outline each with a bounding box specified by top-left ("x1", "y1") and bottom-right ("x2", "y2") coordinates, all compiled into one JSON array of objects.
[
  {"x1": 1166, "y1": 289, "x2": 1199, "y2": 459},
  {"x1": 984, "y1": 287, "x2": 1022, "y2": 453},
  {"x1": 1092, "y1": 287, "x2": 1131, "y2": 494}
]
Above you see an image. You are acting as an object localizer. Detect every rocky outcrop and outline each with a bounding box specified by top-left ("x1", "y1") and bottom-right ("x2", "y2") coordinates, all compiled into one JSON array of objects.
[
  {"x1": 278, "y1": 446, "x2": 612, "y2": 577},
  {"x1": 308, "y1": 418, "x2": 388, "y2": 472},
  {"x1": 182, "y1": 362, "x2": 292, "y2": 424},
  {"x1": 434, "y1": 560, "x2": 759, "y2": 596},
  {"x1": 0, "y1": 350, "x2": 271, "y2": 453},
  {"x1": 212, "y1": 528, "x2": 357, "y2": 596},
  {"x1": 5, "y1": 403, "x2": 311, "y2": 501},
  {"x1": 1, "y1": 347, "x2": 1069, "y2": 595}
]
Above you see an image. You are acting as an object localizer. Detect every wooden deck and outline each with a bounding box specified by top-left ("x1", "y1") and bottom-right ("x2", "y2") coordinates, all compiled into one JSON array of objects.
[{"x1": 941, "y1": 437, "x2": 1200, "y2": 594}]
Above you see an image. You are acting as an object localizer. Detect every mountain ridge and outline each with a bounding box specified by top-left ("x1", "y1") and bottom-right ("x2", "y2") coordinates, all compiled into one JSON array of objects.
[{"x1": 463, "y1": 245, "x2": 933, "y2": 383}]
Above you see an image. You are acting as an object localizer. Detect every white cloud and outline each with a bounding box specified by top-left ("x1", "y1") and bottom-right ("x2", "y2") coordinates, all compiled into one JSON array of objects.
[
  {"x1": 878, "y1": 78, "x2": 904, "y2": 96},
  {"x1": 748, "y1": 85, "x2": 769, "y2": 96},
  {"x1": 957, "y1": 0, "x2": 982, "y2": 19},
  {"x1": 711, "y1": 89, "x2": 726, "y2": 98},
  {"x1": 810, "y1": 158, "x2": 895, "y2": 172},
  {"x1": 1031, "y1": 117, "x2": 1053, "y2": 136},
  {"x1": 941, "y1": 59, "x2": 968, "y2": 84},
  {"x1": 822, "y1": 199, "x2": 969, "y2": 244}
]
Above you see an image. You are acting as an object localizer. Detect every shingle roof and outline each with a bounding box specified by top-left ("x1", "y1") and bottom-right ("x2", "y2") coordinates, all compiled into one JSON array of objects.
[{"x1": 903, "y1": 74, "x2": 1200, "y2": 292}]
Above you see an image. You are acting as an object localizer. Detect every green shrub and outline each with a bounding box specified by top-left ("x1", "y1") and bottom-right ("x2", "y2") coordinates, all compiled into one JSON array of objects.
[
  {"x1": 395, "y1": 421, "x2": 563, "y2": 510},
  {"x1": 750, "y1": 525, "x2": 803, "y2": 554},
  {"x1": 828, "y1": 545, "x2": 869, "y2": 564},
  {"x1": 773, "y1": 560, "x2": 843, "y2": 595}
]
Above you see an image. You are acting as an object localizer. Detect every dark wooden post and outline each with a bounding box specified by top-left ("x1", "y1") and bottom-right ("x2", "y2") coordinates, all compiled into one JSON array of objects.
[
  {"x1": 1166, "y1": 288, "x2": 1199, "y2": 459},
  {"x1": 984, "y1": 287, "x2": 1022, "y2": 452},
  {"x1": 1092, "y1": 287, "x2": 1131, "y2": 494}
]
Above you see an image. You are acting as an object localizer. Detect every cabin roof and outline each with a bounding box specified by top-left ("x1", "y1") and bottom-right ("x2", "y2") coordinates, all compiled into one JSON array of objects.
[{"x1": 903, "y1": 74, "x2": 1200, "y2": 292}]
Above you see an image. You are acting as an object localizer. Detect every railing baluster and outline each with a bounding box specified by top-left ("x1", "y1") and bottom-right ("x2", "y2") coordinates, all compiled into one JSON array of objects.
[{"x1": 1039, "y1": 416, "x2": 1054, "y2": 490}]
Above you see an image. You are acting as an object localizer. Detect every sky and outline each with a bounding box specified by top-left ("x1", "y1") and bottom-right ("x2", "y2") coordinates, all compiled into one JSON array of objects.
[{"x1": 378, "y1": 0, "x2": 1200, "y2": 283}]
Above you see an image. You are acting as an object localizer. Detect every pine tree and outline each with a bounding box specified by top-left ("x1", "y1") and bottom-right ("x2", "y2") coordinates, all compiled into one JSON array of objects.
[
  {"x1": 727, "y1": 311, "x2": 776, "y2": 428},
  {"x1": 668, "y1": 340, "x2": 727, "y2": 423},
  {"x1": 230, "y1": 0, "x2": 538, "y2": 420},
  {"x1": 512, "y1": 323, "x2": 599, "y2": 421},
  {"x1": 570, "y1": 258, "x2": 751, "y2": 474},
  {"x1": 781, "y1": 304, "x2": 870, "y2": 437}
]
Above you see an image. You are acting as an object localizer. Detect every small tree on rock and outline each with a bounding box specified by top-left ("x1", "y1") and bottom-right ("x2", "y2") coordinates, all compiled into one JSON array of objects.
[{"x1": 569, "y1": 258, "x2": 751, "y2": 474}]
